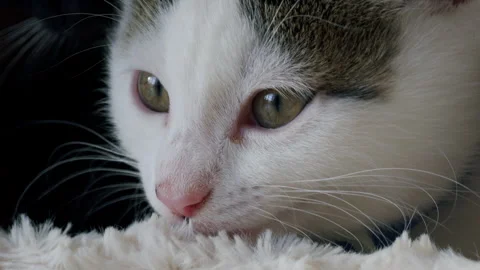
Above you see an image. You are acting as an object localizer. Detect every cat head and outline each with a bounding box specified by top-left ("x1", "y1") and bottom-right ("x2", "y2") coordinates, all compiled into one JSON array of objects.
[{"x1": 107, "y1": 0, "x2": 480, "y2": 241}]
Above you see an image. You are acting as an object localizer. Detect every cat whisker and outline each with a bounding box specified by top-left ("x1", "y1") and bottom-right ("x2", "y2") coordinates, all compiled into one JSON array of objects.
[
  {"x1": 138, "y1": 204, "x2": 154, "y2": 220},
  {"x1": 0, "y1": 22, "x2": 43, "y2": 83},
  {"x1": 87, "y1": 182, "x2": 146, "y2": 218},
  {"x1": 13, "y1": 155, "x2": 133, "y2": 217},
  {"x1": 437, "y1": 148, "x2": 459, "y2": 231},
  {"x1": 263, "y1": 196, "x2": 378, "y2": 225},
  {"x1": 288, "y1": 189, "x2": 447, "y2": 233},
  {"x1": 87, "y1": 194, "x2": 146, "y2": 217},
  {"x1": 0, "y1": 12, "x2": 116, "y2": 83},
  {"x1": 16, "y1": 120, "x2": 123, "y2": 153},
  {"x1": 37, "y1": 167, "x2": 139, "y2": 201},
  {"x1": 118, "y1": 196, "x2": 149, "y2": 223},
  {"x1": 67, "y1": 182, "x2": 142, "y2": 206},
  {"x1": 55, "y1": 149, "x2": 134, "y2": 168},
  {"x1": 0, "y1": 18, "x2": 40, "y2": 41},
  {"x1": 48, "y1": 141, "x2": 132, "y2": 164},
  {"x1": 250, "y1": 205, "x2": 288, "y2": 233},
  {"x1": 62, "y1": 14, "x2": 117, "y2": 34},
  {"x1": 329, "y1": 190, "x2": 444, "y2": 234},
  {"x1": 263, "y1": 197, "x2": 401, "y2": 251},
  {"x1": 70, "y1": 58, "x2": 107, "y2": 79},
  {"x1": 13, "y1": 120, "x2": 139, "y2": 218},
  {"x1": 251, "y1": 206, "x2": 339, "y2": 245},
  {"x1": 83, "y1": 172, "x2": 140, "y2": 195},
  {"x1": 290, "y1": 180, "x2": 469, "y2": 193},
  {"x1": 282, "y1": 183, "x2": 478, "y2": 205},
  {"x1": 286, "y1": 167, "x2": 479, "y2": 200},
  {"x1": 262, "y1": 182, "x2": 450, "y2": 238},
  {"x1": 38, "y1": 44, "x2": 109, "y2": 73},
  {"x1": 0, "y1": 13, "x2": 117, "y2": 52},
  {"x1": 269, "y1": 172, "x2": 478, "y2": 196},
  {"x1": 256, "y1": 163, "x2": 480, "y2": 235},
  {"x1": 286, "y1": 176, "x2": 434, "y2": 222},
  {"x1": 266, "y1": 174, "x2": 454, "y2": 192},
  {"x1": 0, "y1": 21, "x2": 32, "y2": 52},
  {"x1": 30, "y1": 29, "x2": 63, "y2": 61},
  {"x1": 300, "y1": 183, "x2": 458, "y2": 191},
  {"x1": 34, "y1": 12, "x2": 120, "y2": 24},
  {"x1": 281, "y1": 187, "x2": 410, "y2": 214},
  {"x1": 265, "y1": 194, "x2": 389, "y2": 246},
  {"x1": 270, "y1": 204, "x2": 364, "y2": 251},
  {"x1": 104, "y1": 0, "x2": 123, "y2": 14},
  {"x1": 252, "y1": 212, "x2": 314, "y2": 241},
  {"x1": 313, "y1": 192, "x2": 393, "y2": 245},
  {"x1": 288, "y1": 165, "x2": 480, "y2": 230},
  {"x1": 50, "y1": 145, "x2": 134, "y2": 168}
]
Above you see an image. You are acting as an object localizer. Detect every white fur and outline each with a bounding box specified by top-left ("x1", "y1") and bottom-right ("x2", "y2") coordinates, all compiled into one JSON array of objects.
[
  {"x1": 1, "y1": 214, "x2": 479, "y2": 270},
  {"x1": 107, "y1": 0, "x2": 480, "y2": 256}
]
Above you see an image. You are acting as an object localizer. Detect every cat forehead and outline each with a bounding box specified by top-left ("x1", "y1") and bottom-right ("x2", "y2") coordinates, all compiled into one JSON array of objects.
[
  {"x1": 238, "y1": 0, "x2": 403, "y2": 95},
  {"x1": 122, "y1": 0, "x2": 172, "y2": 40},
  {"x1": 121, "y1": 0, "x2": 403, "y2": 97}
]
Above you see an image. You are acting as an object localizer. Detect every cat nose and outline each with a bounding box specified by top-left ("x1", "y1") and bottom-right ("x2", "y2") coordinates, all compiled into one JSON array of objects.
[{"x1": 156, "y1": 186, "x2": 211, "y2": 217}]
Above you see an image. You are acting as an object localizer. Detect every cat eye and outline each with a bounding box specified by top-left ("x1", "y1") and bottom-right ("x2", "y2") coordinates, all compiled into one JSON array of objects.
[
  {"x1": 252, "y1": 89, "x2": 308, "y2": 129},
  {"x1": 137, "y1": 71, "x2": 170, "y2": 113}
]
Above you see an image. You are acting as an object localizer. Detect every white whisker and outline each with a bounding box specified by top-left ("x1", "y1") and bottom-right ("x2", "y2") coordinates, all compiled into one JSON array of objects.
[
  {"x1": 48, "y1": 141, "x2": 131, "y2": 163},
  {"x1": 14, "y1": 155, "x2": 131, "y2": 216},
  {"x1": 70, "y1": 58, "x2": 107, "y2": 79},
  {"x1": 251, "y1": 206, "x2": 341, "y2": 245},
  {"x1": 104, "y1": 0, "x2": 123, "y2": 14},
  {"x1": 87, "y1": 194, "x2": 146, "y2": 216},
  {"x1": 251, "y1": 205, "x2": 288, "y2": 233},
  {"x1": 265, "y1": 194, "x2": 390, "y2": 246},
  {"x1": 289, "y1": 167, "x2": 478, "y2": 199},
  {"x1": 52, "y1": 147, "x2": 135, "y2": 168},
  {"x1": 37, "y1": 167, "x2": 139, "y2": 200},
  {"x1": 68, "y1": 183, "x2": 142, "y2": 206},
  {"x1": 0, "y1": 23, "x2": 42, "y2": 83},
  {"x1": 0, "y1": 18, "x2": 38, "y2": 38},
  {"x1": 40, "y1": 44, "x2": 109, "y2": 72},
  {"x1": 63, "y1": 14, "x2": 118, "y2": 33},
  {"x1": 273, "y1": 205, "x2": 364, "y2": 251},
  {"x1": 16, "y1": 120, "x2": 123, "y2": 152}
]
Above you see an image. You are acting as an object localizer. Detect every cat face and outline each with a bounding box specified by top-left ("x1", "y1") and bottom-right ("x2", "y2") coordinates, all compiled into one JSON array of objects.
[{"x1": 107, "y1": 0, "x2": 480, "y2": 241}]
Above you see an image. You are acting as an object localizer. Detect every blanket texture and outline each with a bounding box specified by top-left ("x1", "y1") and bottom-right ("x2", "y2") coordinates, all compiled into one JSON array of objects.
[{"x1": 0, "y1": 214, "x2": 479, "y2": 270}]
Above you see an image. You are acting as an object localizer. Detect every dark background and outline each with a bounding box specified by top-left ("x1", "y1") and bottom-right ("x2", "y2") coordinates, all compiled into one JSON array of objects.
[{"x1": 0, "y1": 0, "x2": 150, "y2": 234}]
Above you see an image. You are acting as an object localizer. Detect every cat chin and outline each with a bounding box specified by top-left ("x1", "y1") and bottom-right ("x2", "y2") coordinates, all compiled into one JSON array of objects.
[{"x1": 159, "y1": 209, "x2": 266, "y2": 239}]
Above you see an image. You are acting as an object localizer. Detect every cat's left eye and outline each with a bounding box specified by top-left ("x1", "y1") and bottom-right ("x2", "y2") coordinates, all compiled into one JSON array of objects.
[
  {"x1": 252, "y1": 89, "x2": 308, "y2": 129},
  {"x1": 137, "y1": 71, "x2": 170, "y2": 113}
]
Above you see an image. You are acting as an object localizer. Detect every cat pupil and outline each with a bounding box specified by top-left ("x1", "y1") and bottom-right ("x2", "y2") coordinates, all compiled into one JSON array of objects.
[
  {"x1": 148, "y1": 76, "x2": 163, "y2": 96},
  {"x1": 265, "y1": 93, "x2": 281, "y2": 112}
]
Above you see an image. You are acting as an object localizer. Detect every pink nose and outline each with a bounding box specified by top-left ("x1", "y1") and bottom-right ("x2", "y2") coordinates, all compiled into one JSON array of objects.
[{"x1": 156, "y1": 187, "x2": 211, "y2": 217}]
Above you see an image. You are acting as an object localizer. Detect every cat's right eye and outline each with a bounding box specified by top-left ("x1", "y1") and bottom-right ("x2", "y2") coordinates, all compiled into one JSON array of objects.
[{"x1": 137, "y1": 71, "x2": 170, "y2": 113}]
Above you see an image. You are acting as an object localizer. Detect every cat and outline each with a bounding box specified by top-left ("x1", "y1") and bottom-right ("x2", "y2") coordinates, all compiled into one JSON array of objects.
[{"x1": 106, "y1": 0, "x2": 480, "y2": 256}]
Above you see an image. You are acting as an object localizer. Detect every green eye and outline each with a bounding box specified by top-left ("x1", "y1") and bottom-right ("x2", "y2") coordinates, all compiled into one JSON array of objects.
[
  {"x1": 137, "y1": 71, "x2": 170, "y2": 112},
  {"x1": 252, "y1": 89, "x2": 308, "y2": 129}
]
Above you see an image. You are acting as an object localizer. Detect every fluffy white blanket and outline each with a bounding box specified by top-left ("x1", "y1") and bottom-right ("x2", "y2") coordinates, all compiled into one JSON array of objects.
[{"x1": 0, "y1": 214, "x2": 479, "y2": 270}]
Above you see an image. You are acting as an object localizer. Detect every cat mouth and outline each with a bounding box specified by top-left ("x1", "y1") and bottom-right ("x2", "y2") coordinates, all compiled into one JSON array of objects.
[{"x1": 163, "y1": 207, "x2": 267, "y2": 239}]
